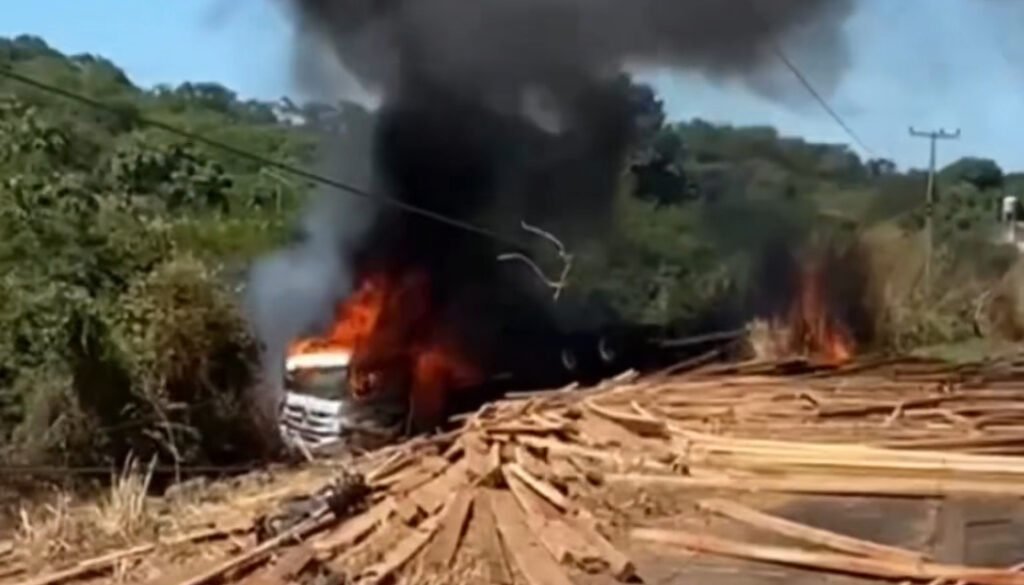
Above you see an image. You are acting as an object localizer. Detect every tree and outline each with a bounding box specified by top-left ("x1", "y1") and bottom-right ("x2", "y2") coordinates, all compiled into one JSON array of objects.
[
  {"x1": 941, "y1": 157, "x2": 1005, "y2": 191},
  {"x1": 0, "y1": 39, "x2": 316, "y2": 468},
  {"x1": 867, "y1": 157, "x2": 897, "y2": 177},
  {"x1": 630, "y1": 127, "x2": 690, "y2": 205}
]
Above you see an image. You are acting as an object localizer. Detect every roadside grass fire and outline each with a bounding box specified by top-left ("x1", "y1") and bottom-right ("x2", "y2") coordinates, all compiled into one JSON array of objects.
[{"x1": 790, "y1": 259, "x2": 857, "y2": 364}]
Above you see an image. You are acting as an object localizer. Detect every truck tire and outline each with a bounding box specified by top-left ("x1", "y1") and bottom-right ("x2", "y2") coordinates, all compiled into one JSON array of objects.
[
  {"x1": 598, "y1": 334, "x2": 618, "y2": 365},
  {"x1": 560, "y1": 347, "x2": 579, "y2": 373}
]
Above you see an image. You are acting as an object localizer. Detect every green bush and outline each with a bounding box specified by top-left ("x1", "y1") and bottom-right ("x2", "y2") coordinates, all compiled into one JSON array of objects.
[{"x1": 0, "y1": 47, "x2": 304, "y2": 472}]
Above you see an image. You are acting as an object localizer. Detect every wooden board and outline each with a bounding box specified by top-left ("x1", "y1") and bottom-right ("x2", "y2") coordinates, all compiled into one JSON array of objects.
[{"x1": 613, "y1": 493, "x2": 1024, "y2": 585}]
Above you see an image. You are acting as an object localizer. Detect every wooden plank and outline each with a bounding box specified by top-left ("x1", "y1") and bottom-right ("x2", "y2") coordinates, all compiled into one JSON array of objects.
[
  {"x1": 606, "y1": 472, "x2": 1024, "y2": 497},
  {"x1": 475, "y1": 490, "x2": 515, "y2": 585},
  {"x1": 485, "y1": 489, "x2": 575, "y2": 585},
  {"x1": 505, "y1": 469, "x2": 605, "y2": 571},
  {"x1": 697, "y1": 498, "x2": 926, "y2": 563},
  {"x1": 176, "y1": 511, "x2": 334, "y2": 585},
  {"x1": 466, "y1": 440, "x2": 503, "y2": 485},
  {"x1": 313, "y1": 500, "x2": 392, "y2": 556},
  {"x1": 253, "y1": 545, "x2": 315, "y2": 584},
  {"x1": 568, "y1": 510, "x2": 636, "y2": 581},
  {"x1": 577, "y1": 409, "x2": 655, "y2": 448},
  {"x1": 408, "y1": 460, "x2": 469, "y2": 516},
  {"x1": 357, "y1": 512, "x2": 442, "y2": 585},
  {"x1": 633, "y1": 528, "x2": 1024, "y2": 585},
  {"x1": 504, "y1": 463, "x2": 570, "y2": 512},
  {"x1": 24, "y1": 525, "x2": 243, "y2": 585},
  {"x1": 932, "y1": 497, "x2": 969, "y2": 565},
  {"x1": 387, "y1": 456, "x2": 450, "y2": 494},
  {"x1": 516, "y1": 436, "x2": 672, "y2": 473},
  {"x1": 395, "y1": 498, "x2": 423, "y2": 526},
  {"x1": 421, "y1": 489, "x2": 474, "y2": 570},
  {"x1": 547, "y1": 455, "x2": 580, "y2": 484},
  {"x1": 936, "y1": 562, "x2": 1024, "y2": 585},
  {"x1": 818, "y1": 396, "x2": 950, "y2": 418},
  {"x1": 462, "y1": 432, "x2": 491, "y2": 480},
  {"x1": 22, "y1": 543, "x2": 158, "y2": 585},
  {"x1": 515, "y1": 444, "x2": 552, "y2": 480},
  {"x1": 584, "y1": 399, "x2": 669, "y2": 438},
  {"x1": 366, "y1": 451, "x2": 413, "y2": 485}
]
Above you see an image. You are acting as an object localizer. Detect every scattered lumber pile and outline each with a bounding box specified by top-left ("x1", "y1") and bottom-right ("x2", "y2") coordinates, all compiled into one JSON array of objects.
[{"x1": 12, "y1": 354, "x2": 1024, "y2": 585}]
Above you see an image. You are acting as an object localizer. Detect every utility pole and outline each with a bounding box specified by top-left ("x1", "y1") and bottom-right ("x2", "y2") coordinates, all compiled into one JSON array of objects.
[{"x1": 909, "y1": 127, "x2": 960, "y2": 296}]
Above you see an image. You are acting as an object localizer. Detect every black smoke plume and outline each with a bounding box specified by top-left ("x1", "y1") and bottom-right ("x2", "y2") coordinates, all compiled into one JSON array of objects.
[
  {"x1": 280, "y1": 0, "x2": 853, "y2": 239},
  {"x1": 249, "y1": 0, "x2": 856, "y2": 417}
]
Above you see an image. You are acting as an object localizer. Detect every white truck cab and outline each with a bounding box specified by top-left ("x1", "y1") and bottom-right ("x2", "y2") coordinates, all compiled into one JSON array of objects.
[{"x1": 278, "y1": 350, "x2": 353, "y2": 450}]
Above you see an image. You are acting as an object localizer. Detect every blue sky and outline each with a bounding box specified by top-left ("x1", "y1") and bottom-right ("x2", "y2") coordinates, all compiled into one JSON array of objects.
[{"x1": 2, "y1": 0, "x2": 1022, "y2": 172}]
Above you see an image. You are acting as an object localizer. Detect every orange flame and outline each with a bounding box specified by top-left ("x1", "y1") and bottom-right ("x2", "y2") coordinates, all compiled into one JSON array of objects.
[
  {"x1": 288, "y1": 270, "x2": 483, "y2": 425},
  {"x1": 788, "y1": 260, "x2": 855, "y2": 365},
  {"x1": 287, "y1": 275, "x2": 390, "y2": 357}
]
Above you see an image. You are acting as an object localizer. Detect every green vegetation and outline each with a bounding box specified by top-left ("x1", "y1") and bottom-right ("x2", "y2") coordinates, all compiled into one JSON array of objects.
[
  {"x1": 0, "y1": 36, "x2": 320, "y2": 472},
  {"x1": 0, "y1": 35, "x2": 1020, "y2": 474},
  {"x1": 592, "y1": 86, "x2": 1020, "y2": 354}
]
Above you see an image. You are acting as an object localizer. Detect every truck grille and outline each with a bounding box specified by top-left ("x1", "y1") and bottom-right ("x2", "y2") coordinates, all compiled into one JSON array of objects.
[
  {"x1": 278, "y1": 391, "x2": 407, "y2": 452},
  {"x1": 279, "y1": 394, "x2": 345, "y2": 449}
]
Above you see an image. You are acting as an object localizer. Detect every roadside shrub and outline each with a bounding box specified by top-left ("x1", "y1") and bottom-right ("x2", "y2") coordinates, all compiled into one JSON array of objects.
[{"x1": 104, "y1": 256, "x2": 277, "y2": 466}]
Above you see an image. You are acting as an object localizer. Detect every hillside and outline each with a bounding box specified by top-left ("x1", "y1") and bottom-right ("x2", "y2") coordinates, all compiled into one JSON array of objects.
[{"x1": 0, "y1": 34, "x2": 1020, "y2": 479}]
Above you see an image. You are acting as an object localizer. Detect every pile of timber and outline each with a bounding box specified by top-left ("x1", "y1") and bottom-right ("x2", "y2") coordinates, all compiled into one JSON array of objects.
[{"x1": 15, "y1": 353, "x2": 1024, "y2": 585}]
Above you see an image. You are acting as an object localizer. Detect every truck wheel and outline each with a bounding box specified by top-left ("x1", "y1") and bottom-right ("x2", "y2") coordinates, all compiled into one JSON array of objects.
[
  {"x1": 560, "y1": 348, "x2": 579, "y2": 372},
  {"x1": 598, "y1": 335, "x2": 618, "y2": 364}
]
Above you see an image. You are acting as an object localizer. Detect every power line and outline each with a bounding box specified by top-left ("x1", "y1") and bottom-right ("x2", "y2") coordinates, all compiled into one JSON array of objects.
[
  {"x1": 742, "y1": 0, "x2": 876, "y2": 159},
  {"x1": 0, "y1": 65, "x2": 529, "y2": 253},
  {"x1": 770, "y1": 46, "x2": 876, "y2": 158}
]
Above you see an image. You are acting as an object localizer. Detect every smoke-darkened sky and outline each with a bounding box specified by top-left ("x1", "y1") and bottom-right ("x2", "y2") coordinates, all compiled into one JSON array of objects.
[{"x1": 3, "y1": 0, "x2": 1023, "y2": 171}]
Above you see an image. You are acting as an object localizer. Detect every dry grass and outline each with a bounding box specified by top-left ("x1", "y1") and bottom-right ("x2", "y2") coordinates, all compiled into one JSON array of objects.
[
  {"x1": 1, "y1": 460, "x2": 343, "y2": 580},
  {"x1": 15, "y1": 491, "x2": 76, "y2": 563},
  {"x1": 746, "y1": 318, "x2": 792, "y2": 361},
  {"x1": 11, "y1": 455, "x2": 159, "y2": 575},
  {"x1": 988, "y1": 256, "x2": 1024, "y2": 341},
  {"x1": 858, "y1": 224, "x2": 1012, "y2": 351},
  {"x1": 93, "y1": 455, "x2": 158, "y2": 541},
  {"x1": 741, "y1": 222, "x2": 1017, "y2": 359}
]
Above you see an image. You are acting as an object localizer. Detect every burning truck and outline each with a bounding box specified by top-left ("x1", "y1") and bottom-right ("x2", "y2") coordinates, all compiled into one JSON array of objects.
[
  {"x1": 257, "y1": 0, "x2": 863, "y2": 451},
  {"x1": 272, "y1": 247, "x2": 863, "y2": 451},
  {"x1": 268, "y1": 226, "x2": 868, "y2": 451},
  {"x1": 259, "y1": 79, "x2": 690, "y2": 450},
  {"x1": 275, "y1": 266, "x2": 678, "y2": 450}
]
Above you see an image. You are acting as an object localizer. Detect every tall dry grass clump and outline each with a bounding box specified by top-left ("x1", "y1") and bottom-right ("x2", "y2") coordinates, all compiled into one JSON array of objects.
[
  {"x1": 987, "y1": 256, "x2": 1024, "y2": 341},
  {"x1": 11, "y1": 454, "x2": 160, "y2": 577},
  {"x1": 93, "y1": 455, "x2": 158, "y2": 541},
  {"x1": 860, "y1": 224, "x2": 1019, "y2": 352}
]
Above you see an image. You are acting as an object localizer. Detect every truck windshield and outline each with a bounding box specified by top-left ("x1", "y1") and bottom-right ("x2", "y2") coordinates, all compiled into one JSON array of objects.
[{"x1": 285, "y1": 367, "x2": 349, "y2": 401}]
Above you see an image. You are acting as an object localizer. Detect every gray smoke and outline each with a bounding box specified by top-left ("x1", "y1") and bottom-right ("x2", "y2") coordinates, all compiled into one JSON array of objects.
[
  {"x1": 245, "y1": 101, "x2": 378, "y2": 412},
  {"x1": 245, "y1": 194, "x2": 374, "y2": 402}
]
